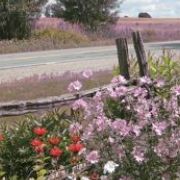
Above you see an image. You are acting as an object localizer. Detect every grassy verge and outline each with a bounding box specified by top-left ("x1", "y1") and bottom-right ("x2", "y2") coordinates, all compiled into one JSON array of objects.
[
  {"x1": 0, "y1": 70, "x2": 113, "y2": 102},
  {"x1": 0, "y1": 70, "x2": 113, "y2": 125}
]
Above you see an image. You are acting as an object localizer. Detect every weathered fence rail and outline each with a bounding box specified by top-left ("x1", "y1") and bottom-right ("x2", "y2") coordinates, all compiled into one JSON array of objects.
[{"x1": 0, "y1": 31, "x2": 148, "y2": 118}]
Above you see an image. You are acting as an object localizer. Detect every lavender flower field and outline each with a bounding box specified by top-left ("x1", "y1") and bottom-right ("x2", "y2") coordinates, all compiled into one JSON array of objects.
[
  {"x1": 34, "y1": 18, "x2": 180, "y2": 42},
  {"x1": 0, "y1": 18, "x2": 180, "y2": 54}
]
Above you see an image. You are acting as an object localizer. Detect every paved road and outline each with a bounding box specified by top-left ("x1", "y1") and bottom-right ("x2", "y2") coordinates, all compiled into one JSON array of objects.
[
  {"x1": 0, "y1": 41, "x2": 179, "y2": 82},
  {"x1": 0, "y1": 41, "x2": 179, "y2": 70}
]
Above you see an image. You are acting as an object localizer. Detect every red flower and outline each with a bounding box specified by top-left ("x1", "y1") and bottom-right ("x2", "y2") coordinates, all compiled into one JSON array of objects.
[
  {"x1": 71, "y1": 135, "x2": 81, "y2": 143},
  {"x1": 68, "y1": 143, "x2": 84, "y2": 153},
  {"x1": 33, "y1": 127, "x2": 47, "y2": 136},
  {"x1": 50, "y1": 147, "x2": 63, "y2": 157},
  {"x1": 48, "y1": 137, "x2": 61, "y2": 145},
  {"x1": 34, "y1": 145, "x2": 44, "y2": 153},
  {"x1": 31, "y1": 139, "x2": 43, "y2": 147},
  {"x1": 0, "y1": 134, "x2": 4, "y2": 142}
]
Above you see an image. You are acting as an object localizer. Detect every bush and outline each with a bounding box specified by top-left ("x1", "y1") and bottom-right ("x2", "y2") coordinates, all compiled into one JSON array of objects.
[
  {"x1": 0, "y1": 10, "x2": 31, "y2": 40},
  {"x1": 33, "y1": 28, "x2": 89, "y2": 44},
  {"x1": 0, "y1": 70, "x2": 179, "y2": 179}
]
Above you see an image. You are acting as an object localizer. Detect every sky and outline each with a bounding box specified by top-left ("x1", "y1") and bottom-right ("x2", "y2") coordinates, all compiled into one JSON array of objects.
[
  {"x1": 47, "y1": 0, "x2": 180, "y2": 18},
  {"x1": 120, "y1": 0, "x2": 180, "y2": 18}
]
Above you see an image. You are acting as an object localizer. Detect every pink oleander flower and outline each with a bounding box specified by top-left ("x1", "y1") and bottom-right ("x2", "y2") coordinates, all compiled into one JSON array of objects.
[
  {"x1": 107, "y1": 87, "x2": 118, "y2": 99},
  {"x1": 132, "y1": 146, "x2": 146, "y2": 163},
  {"x1": 82, "y1": 69, "x2": 93, "y2": 79},
  {"x1": 82, "y1": 124, "x2": 94, "y2": 140},
  {"x1": 115, "y1": 86, "x2": 128, "y2": 97},
  {"x1": 68, "y1": 80, "x2": 82, "y2": 92},
  {"x1": 133, "y1": 87, "x2": 147, "y2": 97},
  {"x1": 95, "y1": 102, "x2": 104, "y2": 114},
  {"x1": 93, "y1": 91, "x2": 102, "y2": 102},
  {"x1": 139, "y1": 76, "x2": 152, "y2": 85},
  {"x1": 95, "y1": 115, "x2": 110, "y2": 132},
  {"x1": 131, "y1": 124, "x2": 142, "y2": 136},
  {"x1": 72, "y1": 99, "x2": 87, "y2": 110},
  {"x1": 111, "y1": 75, "x2": 127, "y2": 85},
  {"x1": 86, "y1": 150, "x2": 100, "y2": 164},
  {"x1": 171, "y1": 85, "x2": 180, "y2": 96},
  {"x1": 152, "y1": 121, "x2": 168, "y2": 136},
  {"x1": 69, "y1": 122, "x2": 82, "y2": 134},
  {"x1": 154, "y1": 140, "x2": 169, "y2": 158},
  {"x1": 111, "y1": 119, "x2": 130, "y2": 136},
  {"x1": 155, "y1": 79, "x2": 165, "y2": 88}
]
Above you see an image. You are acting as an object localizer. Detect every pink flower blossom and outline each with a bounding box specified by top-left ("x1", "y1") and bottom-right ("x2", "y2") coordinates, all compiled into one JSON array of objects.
[
  {"x1": 155, "y1": 79, "x2": 165, "y2": 88},
  {"x1": 154, "y1": 140, "x2": 169, "y2": 158},
  {"x1": 72, "y1": 99, "x2": 87, "y2": 110},
  {"x1": 132, "y1": 146, "x2": 146, "y2": 163},
  {"x1": 93, "y1": 91, "x2": 102, "y2": 102},
  {"x1": 139, "y1": 76, "x2": 152, "y2": 85},
  {"x1": 107, "y1": 87, "x2": 118, "y2": 99},
  {"x1": 111, "y1": 75, "x2": 127, "y2": 85},
  {"x1": 152, "y1": 121, "x2": 168, "y2": 136},
  {"x1": 171, "y1": 85, "x2": 180, "y2": 96},
  {"x1": 82, "y1": 124, "x2": 94, "y2": 140},
  {"x1": 95, "y1": 115, "x2": 110, "y2": 132},
  {"x1": 82, "y1": 69, "x2": 93, "y2": 79},
  {"x1": 111, "y1": 119, "x2": 130, "y2": 136},
  {"x1": 86, "y1": 150, "x2": 100, "y2": 164},
  {"x1": 115, "y1": 86, "x2": 128, "y2": 97},
  {"x1": 69, "y1": 122, "x2": 82, "y2": 134},
  {"x1": 131, "y1": 124, "x2": 142, "y2": 136},
  {"x1": 133, "y1": 87, "x2": 147, "y2": 97},
  {"x1": 68, "y1": 80, "x2": 82, "y2": 92}
]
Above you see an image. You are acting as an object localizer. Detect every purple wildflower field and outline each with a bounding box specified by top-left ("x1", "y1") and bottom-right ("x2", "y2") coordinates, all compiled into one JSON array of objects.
[{"x1": 34, "y1": 17, "x2": 180, "y2": 42}]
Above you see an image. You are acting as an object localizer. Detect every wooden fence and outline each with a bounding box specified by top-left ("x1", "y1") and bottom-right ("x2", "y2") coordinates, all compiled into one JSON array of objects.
[{"x1": 0, "y1": 31, "x2": 148, "y2": 118}]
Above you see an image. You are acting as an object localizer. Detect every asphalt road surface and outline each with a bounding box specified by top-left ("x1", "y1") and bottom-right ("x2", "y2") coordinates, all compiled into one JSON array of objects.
[
  {"x1": 0, "y1": 41, "x2": 179, "y2": 82},
  {"x1": 0, "y1": 41, "x2": 180, "y2": 70}
]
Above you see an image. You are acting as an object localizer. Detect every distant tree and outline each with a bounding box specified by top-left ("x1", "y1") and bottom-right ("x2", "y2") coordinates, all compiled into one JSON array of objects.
[
  {"x1": 138, "y1": 12, "x2": 152, "y2": 18},
  {"x1": 53, "y1": 0, "x2": 123, "y2": 30},
  {"x1": 0, "y1": 0, "x2": 47, "y2": 40},
  {"x1": 45, "y1": 3, "x2": 63, "y2": 18}
]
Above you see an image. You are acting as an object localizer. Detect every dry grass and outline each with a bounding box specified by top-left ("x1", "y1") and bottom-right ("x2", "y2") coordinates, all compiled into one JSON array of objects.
[
  {"x1": 0, "y1": 70, "x2": 113, "y2": 102},
  {"x1": 117, "y1": 18, "x2": 180, "y2": 23}
]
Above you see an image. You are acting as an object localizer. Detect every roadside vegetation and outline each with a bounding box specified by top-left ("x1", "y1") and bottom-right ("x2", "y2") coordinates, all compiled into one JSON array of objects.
[
  {"x1": 0, "y1": 54, "x2": 179, "y2": 179},
  {"x1": 0, "y1": 70, "x2": 113, "y2": 102},
  {"x1": 0, "y1": 52, "x2": 179, "y2": 102}
]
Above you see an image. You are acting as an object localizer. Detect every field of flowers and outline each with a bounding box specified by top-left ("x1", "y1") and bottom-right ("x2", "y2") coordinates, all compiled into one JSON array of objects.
[
  {"x1": 0, "y1": 57, "x2": 179, "y2": 179},
  {"x1": 0, "y1": 18, "x2": 180, "y2": 54}
]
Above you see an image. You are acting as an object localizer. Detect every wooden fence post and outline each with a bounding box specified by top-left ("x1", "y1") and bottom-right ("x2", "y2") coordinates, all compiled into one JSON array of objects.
[
  {"x1": 115, "y1": 38, "x2": 130, "y2": 80},
  {"x1": 132, "y1": 31, "x2": 148, "y2": 77}
]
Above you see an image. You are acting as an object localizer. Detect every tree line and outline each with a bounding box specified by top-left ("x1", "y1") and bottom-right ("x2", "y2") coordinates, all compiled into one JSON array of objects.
[{"x1": 0, "y1": 0, "x2": 122, "y2": 40}]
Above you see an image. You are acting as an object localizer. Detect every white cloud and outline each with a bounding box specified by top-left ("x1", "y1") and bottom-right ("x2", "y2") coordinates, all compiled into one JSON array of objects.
[{"x1": 120, "y1": 0, "x2": 180, "y2": 17}]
